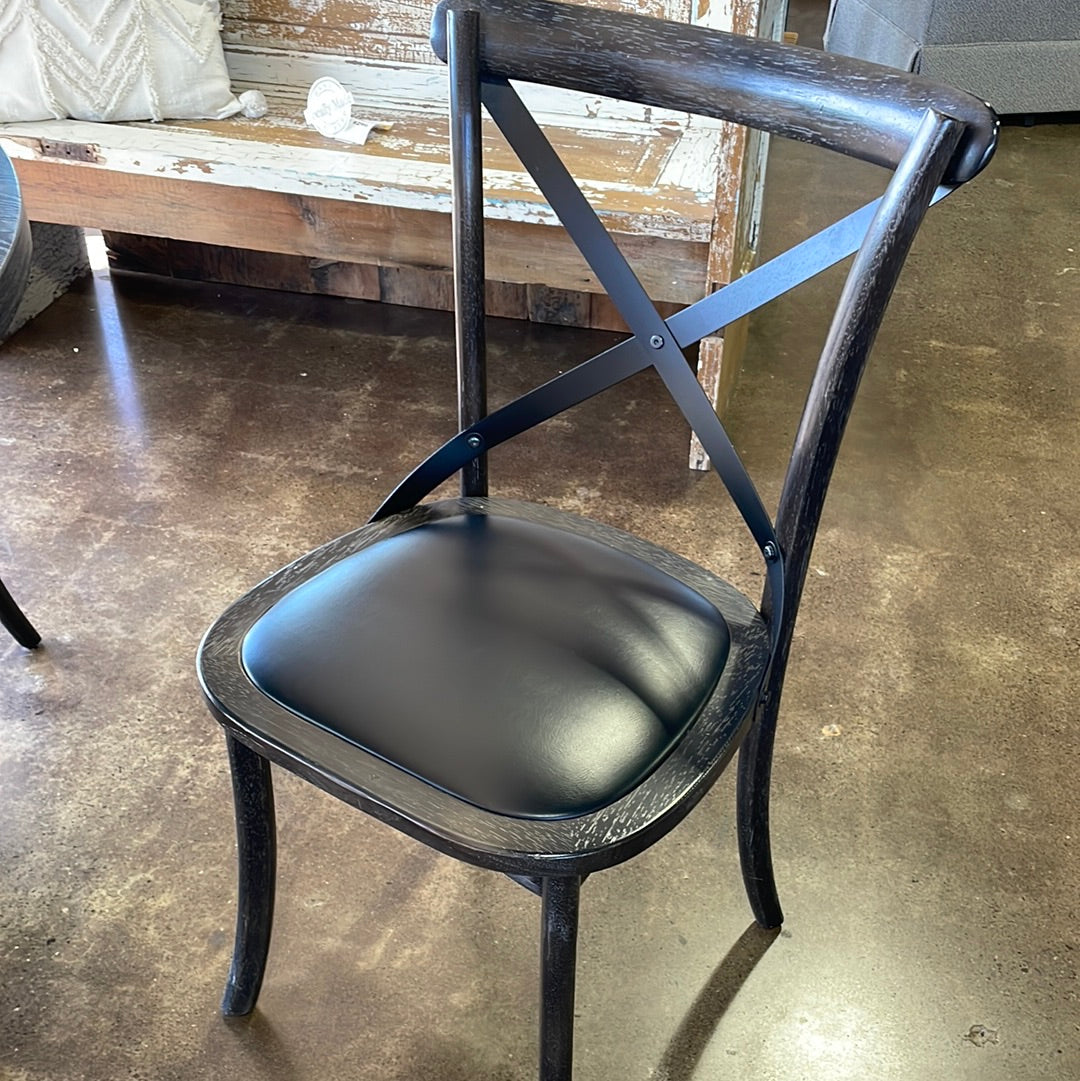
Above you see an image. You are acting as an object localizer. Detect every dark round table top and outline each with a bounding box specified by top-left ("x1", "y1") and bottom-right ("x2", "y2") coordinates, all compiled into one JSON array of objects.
[{"x1": 0, "y1": 148, "x2": 32, "y2": 338}]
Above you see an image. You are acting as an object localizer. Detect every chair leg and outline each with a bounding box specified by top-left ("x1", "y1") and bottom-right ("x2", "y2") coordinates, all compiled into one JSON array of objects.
[
  {"x1": 736, "y1": 703, "x2": 784, "y2": 929},
  {"x1": 0, "y1": 576, "x2": 40, "y2": 649},
  {"x1": 539, "y1": 876, "x2": 580, "y2": 1081},
  {"x1": 221, "y1": 731, "x2": 277, "y2": 1017}
]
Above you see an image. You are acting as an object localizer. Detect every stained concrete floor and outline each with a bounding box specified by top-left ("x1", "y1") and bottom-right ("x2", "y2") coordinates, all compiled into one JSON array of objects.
[{"x1": 2, "y1": 16, "x2": 1079, "y2": 1081}]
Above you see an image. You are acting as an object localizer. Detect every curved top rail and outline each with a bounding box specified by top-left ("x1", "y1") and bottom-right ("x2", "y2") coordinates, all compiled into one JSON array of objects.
[{"x1": 431, "y1": 0, "x2": 997, "y2": 185}]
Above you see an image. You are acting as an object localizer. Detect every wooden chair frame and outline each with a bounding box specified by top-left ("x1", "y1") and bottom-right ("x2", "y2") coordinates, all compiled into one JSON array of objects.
[
  {"x1": 0, "y1": 149, "x2": 42, "y2": 649},
  {"x1": 197, "y1": 2, "x2": 997, "y2": 1076}
]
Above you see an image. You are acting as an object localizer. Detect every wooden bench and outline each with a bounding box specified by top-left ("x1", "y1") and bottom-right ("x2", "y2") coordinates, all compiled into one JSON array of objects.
[{"x1": 0, "y1": 0, "x2": 787, "y2": 467}]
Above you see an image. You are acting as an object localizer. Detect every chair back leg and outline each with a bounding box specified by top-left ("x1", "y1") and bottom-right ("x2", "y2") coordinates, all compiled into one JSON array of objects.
[
  {"x1": 540, "y1": 876, "x2": 581, "y2": 1080},
  {"x1": 736, "y1": 698, "x2": 783, "y2": 928},
  {"x1": 221, "y1": 732, "x2": 277, "y2": 1016}
]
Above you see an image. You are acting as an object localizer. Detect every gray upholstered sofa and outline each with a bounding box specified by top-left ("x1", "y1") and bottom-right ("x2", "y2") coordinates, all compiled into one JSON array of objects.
[{"x1": 824, "y1": 0, "x2": 1080, "y2": 115}]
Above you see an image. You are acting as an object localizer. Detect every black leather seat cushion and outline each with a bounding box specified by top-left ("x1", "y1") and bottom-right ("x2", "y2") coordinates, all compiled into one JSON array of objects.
[{"x1": 241, "y1": 512, "x2": 731, "y2": 819}]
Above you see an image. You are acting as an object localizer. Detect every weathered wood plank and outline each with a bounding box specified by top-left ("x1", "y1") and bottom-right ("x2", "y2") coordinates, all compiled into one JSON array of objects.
[
  {"x1": 5, "y1": 223, "x2": 90, "y2": 338},
  {"x1": 102, "y1": 234, "x2": 544, "y2": 318},
  {"x1": 378, "y1": 264, "x2": 454, "y2": 310},
  {"x1": 527, "y1": 285, "x2": 592, "y2": 327},
  {"x1": 3, "y1": 0, "x2": 789, "y2": 456},
  {"x1": 221, "y1": 0, "x2": 691, "y2": 60},
  {"x1": 15, "y1": 159, "x2": 709, "y2": 302},
  {"x1": 0, "y1": 111, "x2": 718, "y2": 242},
  {"x1": 586, "y1": 292, "x2": 683, "y2": 332},
  {"x1": 221, "y1": 47, "x2": 723, "y2": 131},
  {"x1": 485, "y1": 279, "x2": 529, "y2": 320},
  {"x1": 689, "y1": 323, "x2": 748, "y2": 469},
  {"x1": 102, "y1": 231, "x2": 171, "y2": 275},
  {"x1": 104, "y1": 234, "x2": 385, "y2": 300}
]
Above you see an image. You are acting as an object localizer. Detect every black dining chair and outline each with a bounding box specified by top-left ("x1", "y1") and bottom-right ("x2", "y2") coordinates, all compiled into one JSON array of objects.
[
  {"x1": 196, "y1": 1, "x2": 997, "y2": 1076},
  {"x1": 0, "y1": 148, "x2": 42, "y2": 651}
]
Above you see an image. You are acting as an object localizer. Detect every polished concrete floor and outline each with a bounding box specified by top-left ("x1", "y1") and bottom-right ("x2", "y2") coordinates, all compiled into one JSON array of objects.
[{"x1": 2, "y1": 21, "x2": 1079, "y2": 1081}]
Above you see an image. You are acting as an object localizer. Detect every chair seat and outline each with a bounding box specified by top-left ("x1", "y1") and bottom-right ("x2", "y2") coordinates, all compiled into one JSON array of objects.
[{"x1": 240, "y1": 510, "x2": 731, "y2": 819}]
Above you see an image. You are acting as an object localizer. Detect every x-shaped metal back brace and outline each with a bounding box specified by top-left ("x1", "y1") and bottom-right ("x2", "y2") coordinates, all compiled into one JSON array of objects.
[{"x1": 373, "y1": 11, "x2": 961, "y2": 663}]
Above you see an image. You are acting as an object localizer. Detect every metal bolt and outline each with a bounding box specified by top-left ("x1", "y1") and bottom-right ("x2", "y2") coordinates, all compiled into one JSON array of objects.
[
  {"x1": 763, "y1": 542, "x2": 778, "y2": 561},
  {"x1": 649, "y1": 334, "x2": 665, "y2": 349},
  {"x1": 465, "y1": 433, "x2": 483, "y2": 449}
]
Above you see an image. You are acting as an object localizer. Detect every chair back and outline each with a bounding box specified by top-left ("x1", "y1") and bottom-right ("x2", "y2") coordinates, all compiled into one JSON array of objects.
[{"x1": 373, "y1": 0, "x2": 997, "y2": 686}]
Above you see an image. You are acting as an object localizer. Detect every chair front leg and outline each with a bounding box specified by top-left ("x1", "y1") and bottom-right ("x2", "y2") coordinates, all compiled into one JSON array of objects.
[
  {"x1": 221, "y1": 731, "x2": 277, "y2": 1016},
  {"x1": 0, "y1": 576, "x2": 40, "y2": 649},
  {"x1": 540, "y1": 875, "x2": 581, "y2": 1081}
]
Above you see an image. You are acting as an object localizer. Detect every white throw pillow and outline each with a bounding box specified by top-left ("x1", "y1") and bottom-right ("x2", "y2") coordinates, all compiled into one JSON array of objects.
[{"x1": 0, "y1": 0, "x2": 242, "y2": 123}]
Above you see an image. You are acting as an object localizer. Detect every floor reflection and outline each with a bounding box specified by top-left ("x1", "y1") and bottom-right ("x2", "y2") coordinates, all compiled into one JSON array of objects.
[{"x1": 86, "y1": 232, "x2": 146, "y2": 444}]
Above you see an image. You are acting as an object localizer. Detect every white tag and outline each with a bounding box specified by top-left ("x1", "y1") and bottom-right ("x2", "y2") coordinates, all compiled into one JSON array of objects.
[
  {"x1": 303, "y1": 78, "x2": 393, "y2": 145},
  {"x1": 304, "y1": 77, "x2": 353, "y2": 137}
]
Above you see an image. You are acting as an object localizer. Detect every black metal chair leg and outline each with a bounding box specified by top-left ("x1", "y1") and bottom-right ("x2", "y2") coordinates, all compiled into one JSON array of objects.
[
  {"x1": 540, "y1": 875, "x2": 581, "y2": 1081},
  {"x1": 0, "y1": 576, "x2": 40, "y2": 649},
  {"x1": 736, "y1": 703, "x2": 784, "y2": 929},
  {"x1": 221, "y1": 731, "x2": 277, "y2": 1017}
]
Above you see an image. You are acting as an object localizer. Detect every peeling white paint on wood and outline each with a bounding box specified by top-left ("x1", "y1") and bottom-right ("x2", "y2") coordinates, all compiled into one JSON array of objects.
[
  {"x1": 221, "y1": 47, "x2": 721, "y2": 130},
  {"x1": 223, "y1": 0, "x2": 701, "y2": 62},
  {"x1": 1, "y1": 0, "x2": 788, "y2": 469},
  {"x1": 1, "y1": 0, "x2": 784, "y2": 396},
  {"x1": 0, "y1": 117, "x2": 716, "y2": 240},
  {"x1": 0, "y1": 28, "x2": 733, "y2": 245},
  {"x1": 693, "y1": 0, "x2": 738, "y2": 32},
  {"x1": 656, "y1": 125, "x2": 722, "y2": 193}
]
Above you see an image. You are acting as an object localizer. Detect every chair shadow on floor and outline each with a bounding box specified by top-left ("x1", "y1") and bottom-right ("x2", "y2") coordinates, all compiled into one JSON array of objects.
[
  {"x1": 220, "y1": 1008, "x2": 301, "y2": 1080},
  {"x1": 656, "y1": 922, "x2": 780, "y2": 1081}
]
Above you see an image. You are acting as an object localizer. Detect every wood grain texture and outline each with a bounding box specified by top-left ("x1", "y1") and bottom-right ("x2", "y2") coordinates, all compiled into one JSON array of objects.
[
  {"x1": 13, "y1": 158, "x2": 709, "y2": 302},
  {"x1": 100, "y1": 234, "x2": 659, "y2": 325},
  {"x1": 221, "y1": 0, "x2": 698, "y2": 61},
  {"x1": 378, "y1": 263, "x2": 455, "y2": 310},
  {"x1": 526, "y1": 284, "x2": 591, "y2": 327},
  {"x1": 103, "y1": 234, "x2": 383, "y2": 299},
  {"x1": 2, "y1": 103, "x2": 719, "y2": 241},
  {"x1": 431, "y1": 0, "x2": 997, "y2": 182},
  {"x1": 198, "y1": 497, "x2": 770, "y2": 876}
]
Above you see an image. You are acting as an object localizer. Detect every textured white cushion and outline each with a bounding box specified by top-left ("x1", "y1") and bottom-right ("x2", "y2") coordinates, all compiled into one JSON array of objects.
[{"x1": 0, "y1": 0, "x2": 242, "y2": 123}]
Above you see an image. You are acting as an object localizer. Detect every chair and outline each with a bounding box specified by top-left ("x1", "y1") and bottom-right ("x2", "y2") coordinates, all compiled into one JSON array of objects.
[
  {"x1": 196, "y1": 2, "x2": 997, "y2": 1076},
  {"x1": 0, "y1": 147, "x2": 42, "y2": 650}
]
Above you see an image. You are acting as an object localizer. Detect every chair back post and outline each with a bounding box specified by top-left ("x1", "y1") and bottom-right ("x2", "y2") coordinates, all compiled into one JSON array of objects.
[
  {"x1": 736, "y1": 109, "x2": 966, "y2": 928},
  {"x1": 447, "y1": 5, "x2": 489, "y2": 497},
  {"x1": 765, "y1": 107, "x2": 963, "y2": 695}
]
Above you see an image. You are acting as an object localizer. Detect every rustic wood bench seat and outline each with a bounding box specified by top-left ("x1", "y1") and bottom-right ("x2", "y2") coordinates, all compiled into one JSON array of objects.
[{"x1": 0, "y1": 0, "x2": 786, "y2": 466}]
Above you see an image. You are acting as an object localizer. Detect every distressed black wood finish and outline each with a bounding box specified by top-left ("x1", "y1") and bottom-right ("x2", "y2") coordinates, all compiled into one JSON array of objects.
[
  {"x1": 541, "y1": 876, "x2": 580, "y2": 1080},
  {"x1": 0, "y1": 148, "x2": 41, "y2": 649},
  {"x1": 220, "y1": 731, "x2": 276, "y2": 1016},
  {"x1": 737, "y1": 108, "x2": 965, "y2": 928},
  {"x1": 448, "y1": 8, "x2": 488, "y2": 498},
  {"x1": 196, "y1": 1, "x2": 997, "y2": 1075},
  {"x1": 429, "y1": 0, "x2": 996, "y2": 184},
  {"x1": 200, "y1": 499, "x2": 771, "y2": 876}
]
